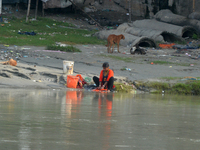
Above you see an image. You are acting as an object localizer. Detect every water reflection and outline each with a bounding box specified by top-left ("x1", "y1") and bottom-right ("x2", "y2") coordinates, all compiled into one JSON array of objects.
[
  {"x1": 92, "y1": 92, "x2": 114, "y2": 150},
  {"x1": 64, "y1": 90, "x2": 83, "y2": 116},
  {"x1": 1, "y1": 89, "x2": 200, "y2": 150},
  {"x1": 92, "y1": 92, "x2": 113, "y2": 117}
]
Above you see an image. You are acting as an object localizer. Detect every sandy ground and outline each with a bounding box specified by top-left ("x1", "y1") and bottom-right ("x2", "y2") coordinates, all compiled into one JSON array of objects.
[{"x1": 1, "y1": 44, "x2": 200, "y2": 89}]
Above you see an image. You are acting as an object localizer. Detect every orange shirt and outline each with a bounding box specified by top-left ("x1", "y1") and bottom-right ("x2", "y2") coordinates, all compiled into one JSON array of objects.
[{"x1": 99, "y1": 69, "x2": 114, "y2": 82}]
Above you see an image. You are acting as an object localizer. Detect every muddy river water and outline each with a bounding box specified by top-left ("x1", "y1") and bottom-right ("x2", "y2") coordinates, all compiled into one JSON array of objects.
[{"x1": 0, "y1": 89, "x2": 200, "y2": 150}]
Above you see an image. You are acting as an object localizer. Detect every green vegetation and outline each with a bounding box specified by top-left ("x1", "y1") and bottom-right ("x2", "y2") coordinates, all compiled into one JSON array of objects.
[
  {"x1": 152, "y1": 61, "x2": 173, "y2": 65},
  {"x1": 0, "y1": 17, "x2": 105, "y2": 46},
  {"x1": 160, "y1": 77, "x2": 182, "y2": 80},
  {"x1": 147, "y1": 82, "x2": 170, "y2": 90},
  {"x1": 47, "y1": 45, "x2": 81, "y2": 52},
  {"x1": 151, "y1": 60, "x2": 189, "y2": 66},
  {"x1": 98, "y1": 56, "x2": 189, "y2": 66},
  {"x1": 173, "y1": 40, "x2": 187, "y2": 45},
  {"x1": 115, "y1": 82, "x2": 135, "y2": 93},
  {"x1": 170, "y1": 81, "x2": 200, "y2": 95},
  {"x1": 134, "y1": 80, "x2": 200, "y2": 95},
  {"x1": 99, "y1": 54, "x2": 133, "y2": 62},
  {"x1": 192, "y1": 34, "x2": 199, "y2": 40},
  {"x1": 120, "y1": 68, "x2": 127, "y2": 71}
]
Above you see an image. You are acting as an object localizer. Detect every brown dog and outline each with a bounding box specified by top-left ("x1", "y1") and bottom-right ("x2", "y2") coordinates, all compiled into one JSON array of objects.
[{"x1": 105, "y1": 34, "x2": 125, "y2": 53}]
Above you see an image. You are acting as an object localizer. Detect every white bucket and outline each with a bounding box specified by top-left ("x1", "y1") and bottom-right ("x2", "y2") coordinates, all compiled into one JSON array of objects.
[{"x1": 63, "y1": 61, "x2": 74, "y2": 74}]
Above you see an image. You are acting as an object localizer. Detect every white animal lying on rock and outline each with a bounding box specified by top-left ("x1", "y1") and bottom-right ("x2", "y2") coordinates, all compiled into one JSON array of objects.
[{"x1": 130, "y1": 45, "x2": 146, "y2": 55}]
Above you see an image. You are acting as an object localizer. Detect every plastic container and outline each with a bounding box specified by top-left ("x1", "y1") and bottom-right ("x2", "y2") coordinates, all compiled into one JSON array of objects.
[
  {"x1": 67, "y1": 75, "x2": 79, "y2": 88},
  {"x1": 63, "y1": 61, "x2": 74, "y2": 74}
]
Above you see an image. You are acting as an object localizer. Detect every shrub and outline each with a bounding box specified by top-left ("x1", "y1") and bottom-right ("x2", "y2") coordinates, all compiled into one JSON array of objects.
[
  {"x1": 46, "y1": 45, "x2": 81, "y2": 52},
  {"x1": 192, "y1": 34, "x2": 198, "y2": 39}
]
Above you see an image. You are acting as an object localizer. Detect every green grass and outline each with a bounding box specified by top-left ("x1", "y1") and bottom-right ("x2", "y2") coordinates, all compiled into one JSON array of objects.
[
  {"x1": 47, "y1": 45, "x2": 81, "y2": 52},
  {"x1": 115, "y1": 82, "x2": 135, "y2": 93},
  {"x1": 99, "y1": 54, "x2": 133, "y2": 62},
  {"x1": 135, "y1": 80, "x2": 200, "y2": 95},
  {"x1": 151, "y1": 60, "x2": 189, "y2": 66},
  {"x1": 160, "y1": 77, "x2": 182, "y2": 80},
  {"x1": 147, "y1": 82, "x2": 170, "y2": 90},
  {"x1": 97, "y1": 56, "x2": 189, "y2": 66},
  {"x1": 170, "y1": 81, "x2": 200, "y2": 95},
  {"x1": 0, "y1": 17, "x2": 105, "y2": 46},
  {"x1": 152, "y1": 61, "x2": 173, "y2": 64}
]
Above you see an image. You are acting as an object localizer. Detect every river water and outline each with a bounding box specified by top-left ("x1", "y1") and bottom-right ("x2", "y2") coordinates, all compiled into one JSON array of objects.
[{"x1": 0, "y1": 89, "x2": 200, "y2": 150}]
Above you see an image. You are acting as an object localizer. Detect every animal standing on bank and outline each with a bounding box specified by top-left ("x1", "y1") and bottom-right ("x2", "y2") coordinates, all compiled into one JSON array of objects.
[{"x1": 105, "y1": 34, "x2": 125, "y2": 53}]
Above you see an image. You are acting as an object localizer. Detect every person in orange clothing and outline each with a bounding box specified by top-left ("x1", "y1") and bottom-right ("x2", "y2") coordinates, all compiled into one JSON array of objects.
[{"x1": 93, "y1": 62, "x2": 114, "y2": 92}]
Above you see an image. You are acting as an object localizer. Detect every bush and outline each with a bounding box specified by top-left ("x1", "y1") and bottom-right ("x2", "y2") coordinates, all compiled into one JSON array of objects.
[
  {"x1": 171, "y1": 83, "x2": 191, "y2": 95},
  {"x1": 190, "y1": 81, "x2": 200, "y2": 95},
  {"x1": 192, "y1": 34, "x2": 199, "y2": 39},
  {"x1": 148, "y1": 82, "x2": 170, "y2": 90}
]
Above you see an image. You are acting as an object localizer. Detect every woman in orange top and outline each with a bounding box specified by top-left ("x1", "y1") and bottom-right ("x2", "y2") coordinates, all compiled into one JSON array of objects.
[{"x1": 93, "y1": 62, "x2": 114, "y2": 92}]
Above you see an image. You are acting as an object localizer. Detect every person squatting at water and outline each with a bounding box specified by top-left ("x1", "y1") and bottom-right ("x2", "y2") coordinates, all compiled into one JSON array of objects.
[{"x1": 93, "y1": 62, "x2": 114, "y2": 92}]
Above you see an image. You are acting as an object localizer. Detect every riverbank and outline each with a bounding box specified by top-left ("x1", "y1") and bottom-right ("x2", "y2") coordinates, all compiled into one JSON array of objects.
[{"x1": 1, "y1": 44, "x2": 200, "y2": 94}]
